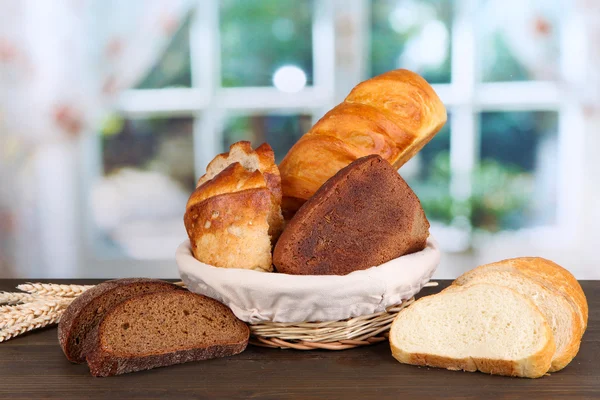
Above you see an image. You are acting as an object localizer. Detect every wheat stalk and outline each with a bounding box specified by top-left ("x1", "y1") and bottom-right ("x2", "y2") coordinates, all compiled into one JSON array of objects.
[
  {"x1": 0, "y1": 292, "x2": 62, "y2": 305},
  {"x1": 16, "y1": 282, "x2": 94, "y2": 297},
  {"x1": 0, "y1": 299, "x2": 71, "y2": 330},
  {"x1": 0, "y1": 282, "x2": 84, "y2": 342},
  {"x1": 0, "y1": 310, "x2": 65, "y2": 343},
  {"x1": 0, "y1": 298, "x2": 69, "y2": 314}
]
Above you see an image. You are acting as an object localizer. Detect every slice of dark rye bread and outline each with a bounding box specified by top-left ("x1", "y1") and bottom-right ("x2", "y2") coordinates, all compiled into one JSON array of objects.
[
  {"x1": 273, "y1": 154, "x2": 430, "y2": 275},
  {"x1": 85, "y1": 290, "x2": 250, "y2": 377},
  {"x1": 58, "y1": 278, "x2": 184, "y2": 363}
]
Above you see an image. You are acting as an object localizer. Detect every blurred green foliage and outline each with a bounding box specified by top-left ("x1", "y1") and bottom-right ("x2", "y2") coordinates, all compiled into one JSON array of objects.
[
  {"x1": 413, "y1": 110, "x2": 557, "y2": 232},
  {"x1": 481, "y1": 112, "x2": 558, "y2": 171},
  {"x1": 414, "y1": 152, "x2": 533, "y2": 232},
  {"x1": 371, "y1": 0, "x2": 452, "y2": 83},
  {"x1": 220, "y1": 0, "x2": 313, "y2": 87},
  {"x1": 481, "y1": 34, "x2": 529, "y2": 82},
  {"x1": 223, "y1": 114, "x2": 311, "y2": 163}
]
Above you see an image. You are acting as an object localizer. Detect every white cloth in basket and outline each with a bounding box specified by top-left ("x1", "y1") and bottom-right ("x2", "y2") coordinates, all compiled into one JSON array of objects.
[{"x1": 176, "y1": 238, "x2": 440, "y2": 324}]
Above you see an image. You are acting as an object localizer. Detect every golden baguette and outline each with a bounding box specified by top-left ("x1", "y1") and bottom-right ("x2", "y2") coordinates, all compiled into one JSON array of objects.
[{"x1": 278, "y1": 69, "x2": 446, "y2": 217}]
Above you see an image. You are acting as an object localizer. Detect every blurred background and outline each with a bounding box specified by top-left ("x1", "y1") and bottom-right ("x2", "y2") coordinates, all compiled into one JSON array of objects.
[{"x1": 1, "y1": 0, "x2": 599, "y2": 279}]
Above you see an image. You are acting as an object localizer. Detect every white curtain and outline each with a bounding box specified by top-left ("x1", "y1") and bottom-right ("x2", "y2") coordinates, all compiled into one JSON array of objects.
[{"x1": 0, "y1": 0, "x2": 193, "y2": 277}]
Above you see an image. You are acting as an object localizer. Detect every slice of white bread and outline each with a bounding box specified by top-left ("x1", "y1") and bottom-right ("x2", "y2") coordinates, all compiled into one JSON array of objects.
[
  {"x1": 390, "y1": 283, "x2": 556, "y2": 378},
  {"x1": 453, "y1": 257, "x2": 587, "y2": 372},
  {"x1": 452, "y1": 268, "x2": 581, "y2": 372},
  {"x1": 474, "y1": 257, "x2": 588, "y2": 330}
]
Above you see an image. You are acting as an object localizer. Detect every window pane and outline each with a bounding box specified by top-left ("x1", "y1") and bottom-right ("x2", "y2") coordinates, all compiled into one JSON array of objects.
[
  {"x1": 477, "y1": 111, "x2": 558, "y2": 231},
  {"x1": 222, "y1": 114, "x2": 312, "y2": 162},
  {"x1": 479, "y1": 1, "x2": 562, "y2": 82},
  {"x1": 370, "y1": 0, "x2": 452, "y2": 83},
  {"x1": 136, "y1": 15, "x2": 192, "y2": 89},
  {"x1": 401, "y1": 116, "x2": 452, "y2": 224},
  {"x1": 93, "y1": 117, "x2": 195, "y2": 259},
  {"x1": 220, "y1": 0, "x2": 313, "y2": 88}
]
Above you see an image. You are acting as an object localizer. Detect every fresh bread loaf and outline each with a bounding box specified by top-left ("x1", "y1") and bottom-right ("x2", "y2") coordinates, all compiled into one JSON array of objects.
[
  {"x1": 279, "y1": 69, "x2": 447, "y2": 217},
  {"x1": 58, "y1": 278, "x2": 183, "y2": 363},
  {"x1": 452, "y1": 268, "x2": 582, "y2": 372},
  {"x1": 390, "y1": 284, "x2": 556, "y2": 378},
  {"x1": 453, "y1": 257, "x2": 587, "y2": 372},
  {"x1": 184, "y1": 142, "x2": 284, "y2": 271},
  {"x1": 273, "y1": 155, "x2": 429, "y2": 275},
  {"x1": 86, "y1": 290, "x2": 249, "y2": 377},
  {"x1": 196, "y1": 141, "x2": 283, "y2": 240}
]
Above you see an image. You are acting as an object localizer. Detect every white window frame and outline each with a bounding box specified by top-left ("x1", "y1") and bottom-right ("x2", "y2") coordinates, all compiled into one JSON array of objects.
[{"x1": 77, "y1": 0, "x2": 585, "y2": 278}]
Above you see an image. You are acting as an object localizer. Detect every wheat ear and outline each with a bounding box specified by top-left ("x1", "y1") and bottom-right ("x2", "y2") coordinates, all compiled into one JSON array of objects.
[
  {"x1": 0, "y1": 310, "x2": 65, "y2": 343},
  {"x1": 16, "y1": 283, "x2": 94, "y2": 297},
  {"x1": 0, "y1": 292, "x2": 62, "y2": 305},
  {"x1": 0, "y1": 299, "x2": 71, "y2": 329}
]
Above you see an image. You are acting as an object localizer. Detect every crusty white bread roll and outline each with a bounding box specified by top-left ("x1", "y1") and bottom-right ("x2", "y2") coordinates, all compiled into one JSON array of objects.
[
  {"x1": 184, "y1": 142, "x2": 283, "y2": 272},
  {"x1": 196, "y1": 141, "x2": 284, "y2": 240}
]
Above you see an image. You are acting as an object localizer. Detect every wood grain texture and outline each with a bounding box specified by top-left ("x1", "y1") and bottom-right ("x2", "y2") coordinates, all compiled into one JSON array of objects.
[{"x1": 0, "y1": 279, "x2": 597, "y2": 400}]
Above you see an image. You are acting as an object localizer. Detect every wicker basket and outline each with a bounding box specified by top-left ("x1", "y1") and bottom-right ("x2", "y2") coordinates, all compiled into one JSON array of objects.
[
  {"x1": 248, "y1": 282, "x2": 437, "y2": 350},
  {"x1": 177, "y1": 240, "x2": 440, "y2": 350}
]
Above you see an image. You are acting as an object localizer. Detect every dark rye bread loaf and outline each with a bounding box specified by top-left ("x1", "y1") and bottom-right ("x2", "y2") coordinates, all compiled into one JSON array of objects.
[
  {"x1": 86, "y1": 290, "x2": 249, "y2": 377},
  {"x1": 58, "y1": 278, "x2": 183, "y2": 363},
  {"x1": 273, "y1": 155, "x2": 430, "y2": 275}
]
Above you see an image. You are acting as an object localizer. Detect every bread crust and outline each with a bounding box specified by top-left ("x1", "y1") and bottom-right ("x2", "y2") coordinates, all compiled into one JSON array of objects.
[
  {"x1": 279, "y1": 69, "x2": 447, "y2": 215},
  {"x1": 85, "y1": 291, "x2": 249, "y2": 377},
  {"x1": 88, "y1": 342, "x2": 249, "y2": 377},
  {"x1": 195, "y1": 141, "x2": 283, "y2": 239},
  {"x1": 196, "y1": 141, "x2": 280, "y2": 193},
  {"x1": 390, "y1": 284, "x2": 555, "y2": 379},
  {"x1": 185, "y1": 187, "x2": 273, "y2": 271},
  {"x1": 188, "y1": 163, "x2": 266, "y2": 205},
  {"x1": 509, "y1": 258, "x2": 588, "y2": 329},
  {"x1": 391, "y1": 348, "x2": 554, "y2": 379},
  {"x1": 58, "y1": 279, "x2": 183, "y2": 363},
  {"x1": 274, "y1": 155, "x2": 429, "y2": 275},
  {"x1": 452, "y1": 257, "x2": 587, "y2": 372}
]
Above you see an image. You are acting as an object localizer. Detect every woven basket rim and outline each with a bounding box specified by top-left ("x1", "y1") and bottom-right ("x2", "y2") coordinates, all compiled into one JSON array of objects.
[{"x1": 247, "y1": 281, "x2": 437, "y2": 350}]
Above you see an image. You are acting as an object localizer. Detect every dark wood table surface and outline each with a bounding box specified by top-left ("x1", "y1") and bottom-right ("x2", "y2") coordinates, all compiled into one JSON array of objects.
[{"x1": 0, "y1": 279, "x2": 597, "y2": 400}]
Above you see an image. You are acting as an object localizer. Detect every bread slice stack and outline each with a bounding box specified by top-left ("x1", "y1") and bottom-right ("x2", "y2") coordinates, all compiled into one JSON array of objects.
[
  {"x1": 390, "y1": 257, "x2": 587, "y2": 378},
  {"x1": 59, "y1": 278, "x2": 185, "y2": 363},
  {"x1": 86, "y1": 290, "x2": 249, "y2": 377},
  {"x1": 58, "y1": 279, "x2": 249, "y2": 377}
]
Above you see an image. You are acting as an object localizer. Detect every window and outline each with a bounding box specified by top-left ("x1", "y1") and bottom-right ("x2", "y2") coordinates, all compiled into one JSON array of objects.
[
  {"x1": 85, "y1": 0, "x2": 581, "y2": 268},
  {"x1": 371, "y1": 0, "x2": 572, "y2": 251},
  {"x1": 219, "y1": 0, "x2": 314, "y2": 87},
  {"x1": 371, "y1": 0, "x2": 452, "y2": 84},
  {"x1": 222, "y1": 114, "x2": 313, "y2": 163},
  {"x1": 88, "y1": 0, "x2": 332, "y2": 261}
]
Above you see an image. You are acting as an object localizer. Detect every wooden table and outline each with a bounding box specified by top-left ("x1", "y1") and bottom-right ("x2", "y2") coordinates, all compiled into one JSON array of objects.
[{"x1": 0, "y1": 279, "x2": 597, "y2": 399}]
